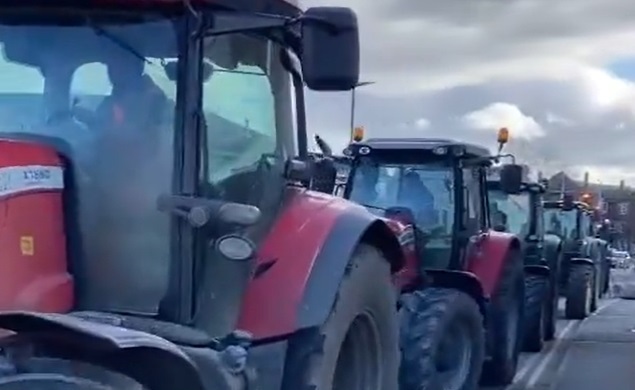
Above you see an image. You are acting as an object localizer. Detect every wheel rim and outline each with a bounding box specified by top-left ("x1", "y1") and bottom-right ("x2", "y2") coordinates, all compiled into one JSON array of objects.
[
  {"x1": 332, "y1": 313, "x2": 382, "y2": 390},
  {"x1": 434, "y1": 320, "x2": 473, "y2": 390}
]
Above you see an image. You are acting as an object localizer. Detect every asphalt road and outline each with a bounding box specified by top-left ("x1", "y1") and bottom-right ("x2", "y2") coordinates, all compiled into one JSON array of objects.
[{"x1": 482, "y1": 267, "x2": 635, "y2": 390}]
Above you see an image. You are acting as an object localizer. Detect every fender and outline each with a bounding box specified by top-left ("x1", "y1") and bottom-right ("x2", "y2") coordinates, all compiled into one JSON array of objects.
[
  {"x1": 570, "y1": 257, "x2": 595, "y2": 267},
  {"x1": 237, "y1": 188, "x2": 404, "y2": 340},
  {"x1": 524, "y1": 264, "x2": 550, "y2": 277},
  {"x1": 0, "y1": 311, "x2": 204, "y2": 390},
  {"x1": 466, "y1": 231, "x2": 521, "y2": 298},
  {"x1": 425, "y1": 269, "x2": 487, "y2": 315},
  {"x1": 543, "y1": 234, "x2": 562, "y2": 267}
]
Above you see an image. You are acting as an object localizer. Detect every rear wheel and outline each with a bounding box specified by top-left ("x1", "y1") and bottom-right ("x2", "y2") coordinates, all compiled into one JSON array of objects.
[
  {"x1": 282, "y1": 244, "x2": 399, "y2": 390},
  {"x1": 544, "y1": 250, "x2": 561, "y2": 341},
  {"x1": 399, "y1": 288, "x2": 485, "y2": 390},
  {"x1": 480, "y1": 249, "x2": 524, "y2": 387},
  {"x1": 522, "y1": 274, "x2": 548, "y2": 352},
  {"x1": 565, "y1": 263, "x2": 594, "y2": 319}
]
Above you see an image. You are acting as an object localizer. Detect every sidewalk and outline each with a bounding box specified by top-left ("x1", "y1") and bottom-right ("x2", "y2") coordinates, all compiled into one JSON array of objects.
[{"x1": 550, "y1": 299, "x2": 635, "y2": 390}]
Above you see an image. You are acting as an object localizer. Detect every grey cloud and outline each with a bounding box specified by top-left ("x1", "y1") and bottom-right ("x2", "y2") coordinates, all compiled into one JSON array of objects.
[{"x1": 306, "y1": 75, "x2": 635, "y2": 172}]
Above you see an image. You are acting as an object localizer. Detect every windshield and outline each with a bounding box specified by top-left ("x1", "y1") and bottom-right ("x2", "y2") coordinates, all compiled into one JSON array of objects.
[
  {"x1": 348, "y1": 160, "x2": 454, "y2": 244},
  {"x1": 544, "y1": 208, "x2": 577, "y2": 240},
  {"x1": 488, "y1": 190, "x2": 530, "y2": 236},
  {"x1": 0, "y1": 16, "x2": 179, "y2": 314}
]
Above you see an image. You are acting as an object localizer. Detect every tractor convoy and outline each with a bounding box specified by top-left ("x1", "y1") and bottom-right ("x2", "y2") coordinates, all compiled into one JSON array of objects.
[
  {"x1": 486, "y1": 166, "x2": 563, "y2": 351},
  {"x1": 543, "y1": 197, "x2": 611, "y2": 319},
  {"x1": 0, "y1": 0, "x2": 615, "y2": 389}
]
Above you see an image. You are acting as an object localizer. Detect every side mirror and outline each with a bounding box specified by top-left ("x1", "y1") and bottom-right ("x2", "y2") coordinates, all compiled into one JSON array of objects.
[
  {"x1": 301, "y1": 7, "x2": 360, "y2": 91},
  {"x1": 499, "y1": 164, "x2": 523, "y2": 194}
]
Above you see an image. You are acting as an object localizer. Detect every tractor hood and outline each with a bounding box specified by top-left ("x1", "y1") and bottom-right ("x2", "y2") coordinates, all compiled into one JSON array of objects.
[{"x1": 0, "y1": 311, "x2": 205, "y2": 390}]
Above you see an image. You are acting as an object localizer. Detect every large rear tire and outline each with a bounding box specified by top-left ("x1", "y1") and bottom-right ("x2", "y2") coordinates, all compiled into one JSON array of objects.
[
  {"x1": 399, "y1": 288, "x2": 485, "y2": 390},
  {"x1": 480, "y1": 249, "x2": 524, "y2": 387},
  {"x1": 564, "y1": 263, "x2": 594, "y2": 320},
  {"x1": 522, "y1": 274, "x2": 548, "y2": 352},
  {"x1": 282, "y1": 244, "x2": 399, "y2": 390},
  {"x1": 544, "y1": 251, "x2": 561, "y2": 341}
]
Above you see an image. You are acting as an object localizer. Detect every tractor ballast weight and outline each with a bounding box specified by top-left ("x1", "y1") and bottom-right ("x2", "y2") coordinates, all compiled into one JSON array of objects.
[
  {"x1": 343, "y1": 137, "x2": 525, "y2": 389},
  {"x1": 543, "y1": 198, "x2": 609, "y2": 319},
  {"x1": 0, "y1": 2, "x2": 411, "y2": 390},
  {"x1": 487, "y1": 164, "x2": 563, "y2": 351}
]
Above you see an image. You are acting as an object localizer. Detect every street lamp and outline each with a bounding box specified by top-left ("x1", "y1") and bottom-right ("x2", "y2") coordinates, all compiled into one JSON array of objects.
[{"x1": 349, "y1": 81, "x2": 376, "y2": 142}]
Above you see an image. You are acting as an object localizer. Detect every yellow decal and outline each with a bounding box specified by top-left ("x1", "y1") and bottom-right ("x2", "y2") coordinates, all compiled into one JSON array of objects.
[{"x1": 20, "y1": 236, "x2": 34, "y2": 256}]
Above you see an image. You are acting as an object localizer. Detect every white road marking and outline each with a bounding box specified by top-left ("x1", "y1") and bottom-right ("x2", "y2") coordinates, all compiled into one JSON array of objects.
[
  {"x1": 525, "y1": 321, "x2": 577, "y2": 387},
  {"x1": 513, "y1": 320, "x2": 574, "y2": 384},
  {"x1": 523, "y1": 299, "x2": 616, "y2": 387},
  {"x1": 593, "y1": 298, "x2": 618, "y2": 315}
]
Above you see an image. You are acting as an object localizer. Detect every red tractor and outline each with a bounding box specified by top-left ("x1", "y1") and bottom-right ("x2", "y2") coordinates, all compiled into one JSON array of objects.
[
  {"x1": 0, "y1": 1, "x2": 412, "y2": 389},
  {"x1": 340, "y1": 137, "x2": 527, "y2": 389}
]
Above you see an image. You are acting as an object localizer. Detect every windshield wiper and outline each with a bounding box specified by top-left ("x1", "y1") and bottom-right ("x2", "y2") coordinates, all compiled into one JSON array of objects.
[{"x1": 89, "y1": 23, "x2": 150, "y2": 65}]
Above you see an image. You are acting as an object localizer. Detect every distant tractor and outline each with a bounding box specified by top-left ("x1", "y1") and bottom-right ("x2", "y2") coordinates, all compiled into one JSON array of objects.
[
  {"x1": 339, "y1": 132, "x2": 526, "y2": 389},
  {"x1": 544, "y1": 196, "x2": 610, "y2": 319},
  {"x1": 487, "y1": 167, "x2": 563, "y2": 351}
]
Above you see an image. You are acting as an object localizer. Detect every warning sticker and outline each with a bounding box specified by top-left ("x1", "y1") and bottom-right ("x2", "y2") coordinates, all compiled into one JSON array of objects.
[{"x1": 20, "y1": 236, "x2": 34, "y2": 256}]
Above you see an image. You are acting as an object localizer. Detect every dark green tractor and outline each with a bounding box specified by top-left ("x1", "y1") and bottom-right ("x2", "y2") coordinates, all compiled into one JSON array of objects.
[
  {"x1": 487, "y1": 168, "x2": 563, "y2": 352},
  {"x1": 543, "y1": 197, "x2": 610, "y2": 319}
]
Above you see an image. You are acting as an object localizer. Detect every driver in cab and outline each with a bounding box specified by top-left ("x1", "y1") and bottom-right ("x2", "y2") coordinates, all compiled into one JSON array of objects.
[{"x1": 398, "y1": 170, "x2": 437, "y2": 228}]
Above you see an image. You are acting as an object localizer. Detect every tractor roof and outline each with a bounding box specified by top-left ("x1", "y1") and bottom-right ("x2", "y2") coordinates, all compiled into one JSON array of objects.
[
  {"x1": 356, "y1": 138, "x2": 491, "y2": 159},
  {"x1": 34, "y1": 0, "x2": 301, "y2": 16},
  {"x1": 543, "y1": 200, "x2": 593, "y2": 212}
]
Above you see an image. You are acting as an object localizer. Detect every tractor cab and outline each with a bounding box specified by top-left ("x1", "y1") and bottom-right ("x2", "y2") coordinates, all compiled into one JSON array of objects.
[
  {"x1": 543, "y1": 196, "x2": 610, "y2": 306},
  {"x1": 486, "y1": 164, "x2": 544, "y2": 236},
  {"x1": 543, "y1": 197, "x2": 595, "y2": 243},
  {"x1": 0, "y1": 1, "x2": 364, "y2": 389},
  {"x1": 343, "y1": 137, "x2": 521, "y2": 270}
]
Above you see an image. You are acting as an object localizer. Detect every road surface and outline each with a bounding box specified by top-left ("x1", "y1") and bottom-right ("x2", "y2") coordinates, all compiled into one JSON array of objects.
[{"x1": 483, "y1": 267, "x2": 635, "y2": 390}]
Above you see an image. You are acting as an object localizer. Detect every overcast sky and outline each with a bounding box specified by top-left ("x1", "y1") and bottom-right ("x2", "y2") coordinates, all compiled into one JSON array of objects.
[{"x1": 303, "y1": 0, "x2": 635, "y2": 185}]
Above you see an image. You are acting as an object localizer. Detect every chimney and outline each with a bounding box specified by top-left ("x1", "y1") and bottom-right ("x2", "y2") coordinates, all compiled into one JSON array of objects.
[
  {"x1": 620, "y1": 180, "x2": 625, "y2": 190},
  {"x1": 583, "y1": 171, "x2": 589, "y2": 189}
]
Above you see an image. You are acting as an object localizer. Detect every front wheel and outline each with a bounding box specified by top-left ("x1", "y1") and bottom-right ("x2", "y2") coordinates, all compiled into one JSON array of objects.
[
  {"x1": 399, "y1": 288, "x2": 485, "y2": 390},
  {"x1": 480, "y1": 250, "x2": 524, "y2": 387},
  {"x1": 522, "y1": 274, "x2": 548, "y2": 352},
  {"x1": 543, "y1": 265, "x2": 560, "y2": 341},
  {"x1": 564, "y1": 263, "x2": 594, "y2": 319},
  {"x1": 282, "y1": 244, "x2": 399, "y2": 390}
]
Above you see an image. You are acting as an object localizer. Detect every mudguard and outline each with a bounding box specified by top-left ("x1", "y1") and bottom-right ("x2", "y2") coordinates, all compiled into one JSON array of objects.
[
  {"x1": 237, "y1": 188, "x2": 404, "y2": 340},
  {"x1": 466, "y1": 231, "x2": 521, "y2": 298},
  {"x1": 570, "y1": 257, "x2": 595, "y2": 267},
  {"x1": 425, "y1": 269, "x2": 486, "y2": 314},
  {"x1": 543, "y1": 234, "x2": 562, "y2": 269},
  {"x1": 0, "y1": 311, "x2": 204, "y2": 390}
]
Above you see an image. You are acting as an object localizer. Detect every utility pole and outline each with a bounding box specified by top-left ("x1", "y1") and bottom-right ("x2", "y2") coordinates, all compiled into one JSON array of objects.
[{"x1": 349, "y1": 81, "x2": 375, "y2": 142}]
